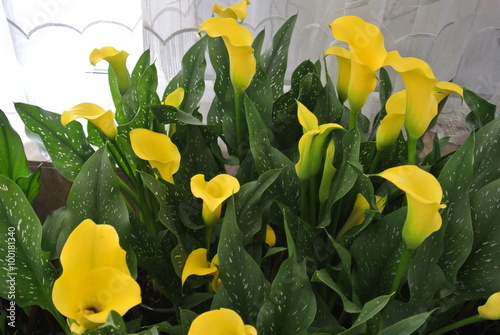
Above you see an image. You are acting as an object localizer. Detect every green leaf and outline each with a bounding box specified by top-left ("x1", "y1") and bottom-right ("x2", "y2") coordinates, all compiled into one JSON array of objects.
[
  {"x1": 0, "y1": 109, "x2": 31, "y2": 181},
  {"x1": 0, "y1": 174, "x2": 61, "y2": 319},
  {"x1": 378, "y1": 310, "x2": 434, "y2": 335},
  {"x1": 15, "y1": 165, "x2": 41, "y2": 204},
  {"x1": 212, "y1": 199, "x2": 271, "y2": 324},
  {"x1": 85, "y1": 311, "x2": 127, "y2": 334},
  {"x1": 235, "y1": 169, "x2": 281, "y2": 241},
  {"x1": 319, "y1": 128, "x2": 359, "y2": 228},
  {"x1": 457, "y1": 178, "x2": 500, "y2": 299},
  {"x1": 261, "y1": 15, "x2": 297, "y2": 99},
  {"x1": 256, "y1": 209, "x2": 317, "y2": 335},
  {"x1": 245, "y1": 95, "x2": 300, "y2": 208},
  {"x1": 66, "y1": 147, "x2": 130, "y2": 241},
  {"x1": 350, "y1": 208, "x2": 406, "y2": 301},
  {"x1": 464, "y1": 87, "x2": 496, "y2": 130},
  {"x1": 164, "y1": 35, "x2": 208, "y2": 114},
  {"x1": 339, "y1": 294, "x2": 392, "y2": 335},
  {"x1": 312, "y1": 269, "x2": 361, "y2": 313},
  {"x1": 14, "y1": 102, "x2": 95, "y2": 181}
]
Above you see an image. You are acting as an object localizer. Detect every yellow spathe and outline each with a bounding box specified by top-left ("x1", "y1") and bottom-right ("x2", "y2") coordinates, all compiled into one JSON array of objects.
[{"x1": 52, "y1": 219, "x2": 141, "y2": 334}]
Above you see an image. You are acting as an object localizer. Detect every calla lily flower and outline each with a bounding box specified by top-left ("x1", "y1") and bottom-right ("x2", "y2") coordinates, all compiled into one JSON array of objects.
[
  {"x1": 377, "y1": 165, "x2": 446, "y2": 249},
  {"x1": 90, "y1": 46, "x2": 130, "y2": 95},
  {"x1": 52, "y1": 219, "x2": 141, "y2": 334},
  {"x1": 190, "y1": 174, "x2": 240, "y2": 226},
  {"x1": 295, "y1": 101, "x2": 344, "y2": 180},
  {"x1": 265, "y1": 224, "x2": 276, "y2": 247},
  {"x1": 130, "y1": 129, "x2": 181, "y2": 184},
  {"x1": 181, "y1": 248, "x2": 220, "y2": 291},
  {"x1": 62, "y1": 102, "x2": 117, "y2": 140},
  {"x1": 326, "y1": 16, "x2": 389, "y2": 124},
  {"x1": 375, "y1": 90, "x2": 406, "y2": 151},
  {"x1": 164, "y1": 87, "x2": 185, "y2": 109},
  {"x1": 478, "y1": 292, "x2": 500, "y2": 320},
  {"x1": 187, "y1": 308, "x2": 257, "y2": 335},
  {"x1": 213, "y1": 0, "x2": 250, "y2": 21},
  {"x1": 383, "y1": 51, "x2": 463, "y2": 141},
  {"x1": 319, "y1": 139, "x2": 337, "y2": 203},
  {"x1": 337, "y1": 193, "x2": 387, "y2": 239},
  {"x1": 324, "y1": 46, "x2": 350, "y2": 104},
  {"x1": 199, "y1": 17, "x2": 256, "y2": 94}
]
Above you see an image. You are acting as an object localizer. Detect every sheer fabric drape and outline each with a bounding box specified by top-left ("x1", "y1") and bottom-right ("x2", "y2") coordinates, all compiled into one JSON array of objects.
[
  {"x1": 2, "y1": 0, "x2": 499, "y2": 148},
  {"x1": 142, "y1": 0, "x2": 500, "y2": 144}
]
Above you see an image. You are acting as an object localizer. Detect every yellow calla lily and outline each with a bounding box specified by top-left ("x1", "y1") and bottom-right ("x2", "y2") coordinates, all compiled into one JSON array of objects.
[
  {"x1": 130, "y1": 129, "x2": 181, "y2": 184},
  {"x1": 337, "y1": 193, "x2": 387, "y2": 239},
  {"x1": 375, "y1": 61, "x2": 463, "y2": 150},
  {"x1": 90, "y1": 46, "x2": 130, "y2": 95},
  {"x1": 188, "y1": 308, "x2": 257, "y2": 335},
  {"x1": 383, "y1": 51, "x2": 460, "y2": 141},
  {"x1": 190, "y1": 174, "x2": 241, "y2": 226},
  {"x1": 319, "y1": 139, "x2": 337, "y2": 203},
  {"x1": 52, "y1": 219, "x2": 141, "y2": 334},
  {"x1": 434, "y1": 81, "x2": 463, "y2": 104},
  {"x1": 213, "y1": 0, "x2": 250, "y2": 21},
  {"x1": 377, "y1": 165, "x2": 446, "y2": 249},
  {"x1": 375, "y1": 90, "x2": 406, "y2": 151},
  {"x1": 478, "y1": 292, "x2": 500, "y2": 320},
  {"x1": 61, "y1": 102, "x2": 117, "y2": 140},
  {"x1": 327, "y1": 16, "x2": 389, "y2": 126},
  {"x1": 324, "y1": 46, "x2": 350, "y2": 104},
  {"x1": 295, "y1": 101, "x2": 344, "y2": 180},
  {"x1": 164, "y1": 87, "x2": 185, "y2": 109},
  {"x1": 199, "y1": 17, "x2": 256, "y2": 94},
  {"x1": 265, "y1": 224, "x2": 276, "y2": 247},
  {"x1": 181, "y1": 248, "x2": 219, "y2": 287}
]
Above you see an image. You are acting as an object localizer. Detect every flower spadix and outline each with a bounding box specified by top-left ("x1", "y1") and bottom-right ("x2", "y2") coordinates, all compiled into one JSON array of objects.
[
  {"x1": 213, "y1": 0, "x2": 250, "y2": 21},
  {"x1": 326, "y1": 16, "x2": 389, "y2": 116},
  {"x1": 295, "y1": 101, "x2": 344, "y2": 180},
  {"x1": 383, "y1": 51, "x2": 463, "y2": 141},
  {"x1": 190, "y1": 174, "x2": 240, "y2": 226},
  {"x1": 182, "y1": 248, "x2": 220, "y2": 291},
  {"x1": 187, "y1": 308, "x2": 257, "y2": 335},
  {"x1": 377, "y1": 165, "x2": 445, "y2": 249},
  {"x1": 130, "y1": 128, "x2": 181, "y2": 184},
  {"x1": 199, "y1": 16, "x2": 256, "y2": 94},
  {"x1": 478, "y1": 292, "x2": 500, "y2": 320},
  {"x1": 90, "y1": 46, "x2": 130, "y2": 95},
  {"x1": 62, "y1": 102, "x2": 117, "y2": 140},
  {"x1": 52, "y1": 219, "x2": 141, "y2": 334}
]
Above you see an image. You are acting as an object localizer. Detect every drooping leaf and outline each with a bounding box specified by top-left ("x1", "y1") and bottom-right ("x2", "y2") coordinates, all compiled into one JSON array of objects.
[
  {"x1": 14, "y1": 102, "x2": 94, "y2": 181},
  {"x1": 0, "y1": 109, "x2": 31, "y2": 181}
]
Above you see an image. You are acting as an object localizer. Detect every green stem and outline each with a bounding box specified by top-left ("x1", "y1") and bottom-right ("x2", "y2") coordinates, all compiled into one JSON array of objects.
[
  {"x1": 235, "y1": 90, "x2": 243, "y2": 161},
  {"x1": 428, "y1": 314, "x2": 484, "y2": 335},
  {"x1": 390, "y1": 247, "x2": 411, "y2": 295},
  {"x1": 407, "y1": 137, "x2": 418, "y2": 165},
  {"x1": 309, "y1": 177, "x2": 318, "y2": 226},
  {"x1": 368, "y1": 150, "x2": 381, "y2": 174},
  {"x1": 205, "y1": 225, "x2": 214, "y2": 257},
  {"x1": 349, "y1": 108, "x2": 360, "y2": 130},
  {"x1": 300, "y1": 181, "x2": 309, "y2": 221}
]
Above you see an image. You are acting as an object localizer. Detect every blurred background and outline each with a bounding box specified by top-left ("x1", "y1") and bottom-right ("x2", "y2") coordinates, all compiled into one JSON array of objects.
[{"x1": 1, "y1": 0, "x2": 499, "y2": 159}]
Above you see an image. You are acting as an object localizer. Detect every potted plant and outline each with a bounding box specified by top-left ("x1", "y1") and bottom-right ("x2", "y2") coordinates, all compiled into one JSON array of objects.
[{"x1": 1, "y1": 1, "x2": 499, "y2": 334}]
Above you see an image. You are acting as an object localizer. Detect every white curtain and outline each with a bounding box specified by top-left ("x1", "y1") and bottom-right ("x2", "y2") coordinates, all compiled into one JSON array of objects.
[
  {"x1": 142, "y1": 0, "x2": 500, "y2": 144},
  {"x1": 2, "y1": 0, "x2": 499, "y2": 148}
]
